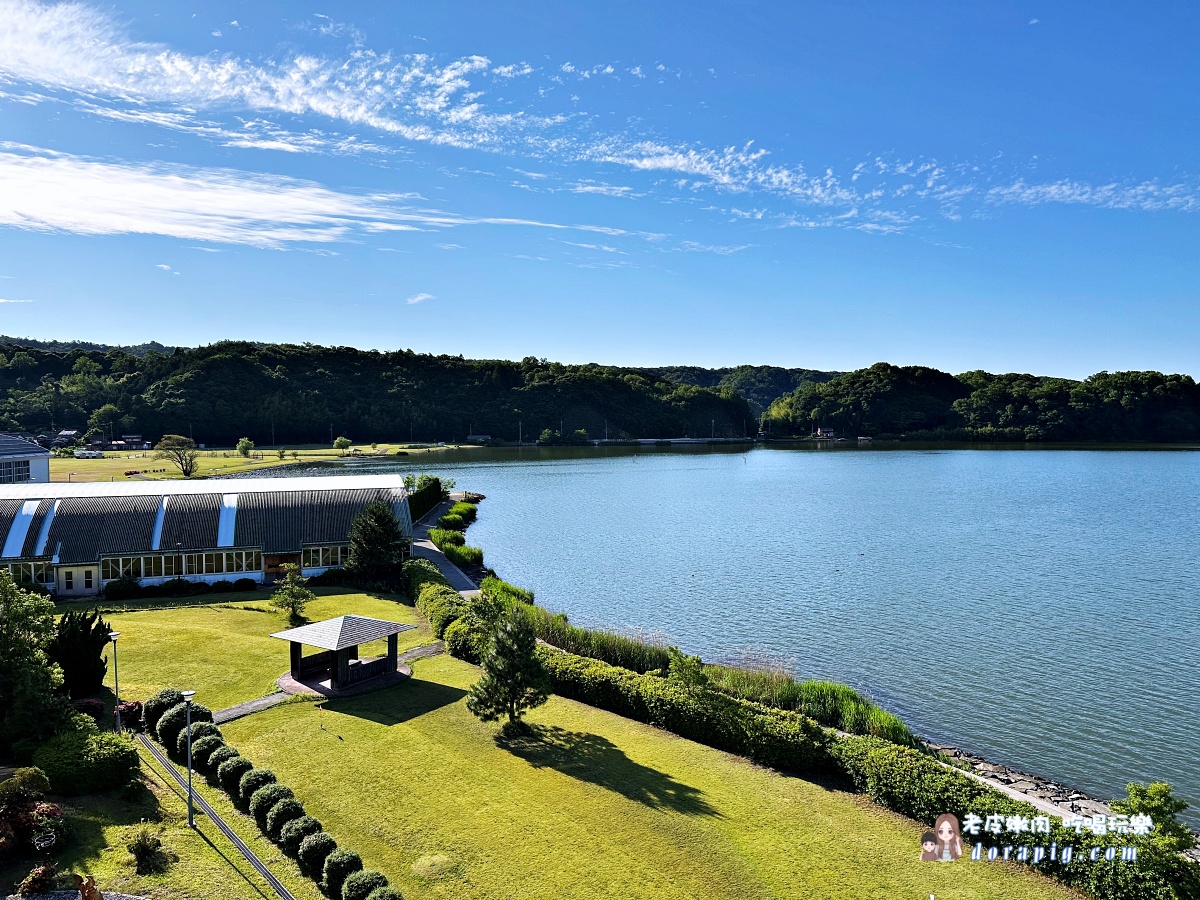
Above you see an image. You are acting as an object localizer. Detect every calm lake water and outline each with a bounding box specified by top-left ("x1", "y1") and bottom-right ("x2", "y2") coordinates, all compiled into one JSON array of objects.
[{"x1": 259, "y1": 446, "x2": 1200, "y2": 821}]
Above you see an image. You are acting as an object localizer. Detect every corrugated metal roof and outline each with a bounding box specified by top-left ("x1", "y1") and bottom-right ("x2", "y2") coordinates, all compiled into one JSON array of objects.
[
  {"x1": 0, "y1": 498, "x2": 24, "y2": 551},
  {"x1": 235, "y1": 487, "x2": 405, "y2": 553},
  {"x1": 270, "y1": 615, "x2": 416, "y2": 651},
  {"x1": 0, "y1": 435, "x2": 50, "y2": 459},
  {"x1": 20, "y1": 499, "x2": 54, "y2": 558},
  {"x1": 158, "y1": 493, "x2": 220, "y2": 552},
  {"x1": 0, "y1": 473, "x2": 406, "y2": 500},
  {"x1": 44, "y1": 495, "x2": 161, "y2": 564}
]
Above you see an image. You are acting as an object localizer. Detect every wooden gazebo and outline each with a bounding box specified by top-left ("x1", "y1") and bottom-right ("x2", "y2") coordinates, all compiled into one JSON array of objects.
[{"x1": 271, "y1": 615, "x2": 415, "y2": 691}]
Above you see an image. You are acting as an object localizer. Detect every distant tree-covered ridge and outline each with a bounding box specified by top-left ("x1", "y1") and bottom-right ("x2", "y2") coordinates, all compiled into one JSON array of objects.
[
  {"x1": 764, "y1": 362, "x2": 1200, "y2": 442},
  {"x1": 0, "y1": 340, "x2": 755, "y2": 445}
]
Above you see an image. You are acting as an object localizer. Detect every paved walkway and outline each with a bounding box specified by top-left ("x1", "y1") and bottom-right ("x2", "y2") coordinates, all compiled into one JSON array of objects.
[
  {"x1": 136, "y1": 734, "x2": 295, "y2": 900},
  {"x1": 411, "y1": 493, "x2": 479, "y2": 592},
  {"x1": 213, "y1": 692, "x2": 290, "y2": 724}
]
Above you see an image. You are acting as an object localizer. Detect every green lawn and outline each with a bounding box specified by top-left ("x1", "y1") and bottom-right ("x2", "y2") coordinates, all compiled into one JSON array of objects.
[
  {"x1": 223, "y1": 652, "x2": 1084, "y2": 900},
  {"x1": 0, "y1": 745, "x2": 322, "y2": 900},
  {"x1": 100, "y1": 591, "x2": 432, "y2": 712}
]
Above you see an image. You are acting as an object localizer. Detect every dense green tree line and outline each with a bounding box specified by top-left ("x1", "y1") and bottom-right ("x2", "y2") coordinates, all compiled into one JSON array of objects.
[
  {"x1": 764, "y1": 362, "x2": 1200, "y2": 441},
  {"x1": 0, "y1": 341, "x2": 754, "y2": 445}
]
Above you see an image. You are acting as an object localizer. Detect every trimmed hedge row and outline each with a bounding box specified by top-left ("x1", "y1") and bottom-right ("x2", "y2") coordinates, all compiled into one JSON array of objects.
[
  {"x1": 536, "y1": 647, "x2": 831, "y2": 775},
  {"x1": 416, "y1": 584, "x2": 469, "y2": 638},
  {"x1": 403, "y1": 558, "x2": 449, "y2": 601},
  {"x1": 442, "y1": 544, "x2": 483, "y2": 569},
  {"x1": 145, "y1": 689, "x2": 404, "y2": 900},
  {"x1": 406, "y1": 480, "x2": 443, "y2": 523},
  {"x1": 427, "y1": 528, "x2": 464, "y2": 549}
]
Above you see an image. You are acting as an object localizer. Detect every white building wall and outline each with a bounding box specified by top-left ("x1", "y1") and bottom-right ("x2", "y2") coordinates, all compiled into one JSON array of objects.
[{"x1": 28, "y1": 456, "x2": 49, "y2": 483}]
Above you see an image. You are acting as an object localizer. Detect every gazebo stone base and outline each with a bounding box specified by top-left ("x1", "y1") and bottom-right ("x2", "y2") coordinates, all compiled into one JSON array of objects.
[{"x1": 277, "y1": 662, "x2": 413, "y2": 699}]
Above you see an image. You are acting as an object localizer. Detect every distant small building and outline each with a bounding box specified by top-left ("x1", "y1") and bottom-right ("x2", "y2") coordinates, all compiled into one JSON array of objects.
[
  {"x1": 122, "y1": 435, "x2": 152, "y2": 450},
  {"x1": 53, "y1": 430, "x2": 80, "y2": 448},
  {"x1": 815, "y1": 427, "x2": 837, "y2": 439},
  {"x1": 466, "y1": 434, "x2": 492, "y2": 443},
  {"x1": 0, "y1": 434, "x2": 51, "y2": 484}
]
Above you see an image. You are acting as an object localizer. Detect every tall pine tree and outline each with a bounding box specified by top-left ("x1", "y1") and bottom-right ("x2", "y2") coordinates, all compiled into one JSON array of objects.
[
  {"x1": 467, "y1": 611, "x2": 551, "y2": 732},
  {"x1": 347, "y1": 499, "x2": 407, "y2": 581},
  {"x1": 46, "y1": 607, "x2": 111, "y2": 699}
]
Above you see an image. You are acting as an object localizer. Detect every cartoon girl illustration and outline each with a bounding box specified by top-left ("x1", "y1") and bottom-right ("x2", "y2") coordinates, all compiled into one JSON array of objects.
[{"x1": 934, "y1": 813, "x2": 963, "y2": 861}]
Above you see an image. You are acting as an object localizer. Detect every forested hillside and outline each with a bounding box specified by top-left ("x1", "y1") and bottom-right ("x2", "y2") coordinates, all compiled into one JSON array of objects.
[
  {"x1": 650, "y1": 365, "x2": 839, "y2": 415},
  {"x1": 764, "y1": 362, "x2": 1200, "y2": 441},
  {"x1": 0, "y1": 340, "x2": 754, "y2": 445}
]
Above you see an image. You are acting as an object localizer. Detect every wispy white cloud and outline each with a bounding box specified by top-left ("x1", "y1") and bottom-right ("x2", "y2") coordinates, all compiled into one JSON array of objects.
[
  {"x1": 568, "y1": 180, "x2": 640, "y2": 199},
  {"x1": 0, "y1": 297, "x2": 33, "y2": 303},
  {"x1": 406, "y1": 292, "x2": 433, "y2": 304},
  {"x1": 0, "y1": 145, "x2": 663, "y2": 247},
  {"x1": 987, "y1": 179, "x2": 1199, "y2": 212}
]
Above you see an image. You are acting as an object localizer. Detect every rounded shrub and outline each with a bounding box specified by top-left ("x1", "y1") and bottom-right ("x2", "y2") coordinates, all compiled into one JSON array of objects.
[
  {"x1": 322, "y1": 848, "x2": 362, "y2": 899},
  {"x1": 366, "y1": 888, "x2": 404, "y2": 900},
  {"x1": 341, "y1": 870, "x2": 387, "y2": 900},
  {"x1": 156, "y1": 702, "x2": 213, "y2": 750},
  {"x1": 238, "y1": 768, "x2": 277, "y2": 807},
  {"x1": 266, "y1": 798, "x2": 304, "y2": 841},
  {"x1": 298, "y1": 832, "x2": 337, "y2": 879},
  {"x1": 143, "y1": 689, "x2": 183, "y2": 732},
  {"x1": 190, "y1": 735, "x2": 225, "y2": 771},
  {"x1": 32, "y1": 732, "x2": 140, "y2": 795},
  {"x1": 279, "y1": 815, "x2": 322, "y2": 857},
  {"x1": 175, "y1": 721, "x2": 221, "y2": 761},
  {"x1": 248, "y1": 783, "x2": 293, "y2": 827},
  {"x1": 217, "y1": 756, "x2": 253, "y2": 796},
  {"x1": 205, "y1": 746, "x2": 239, "y2": 777},
  {"x1": 234, "y1": 578, "x2": 258, "y2": 592}
]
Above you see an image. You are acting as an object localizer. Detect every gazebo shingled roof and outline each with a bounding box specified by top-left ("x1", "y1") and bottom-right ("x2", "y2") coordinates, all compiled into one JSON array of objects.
[{"x1": 270, "y1": 615, "x2": 415, "y2": 651}]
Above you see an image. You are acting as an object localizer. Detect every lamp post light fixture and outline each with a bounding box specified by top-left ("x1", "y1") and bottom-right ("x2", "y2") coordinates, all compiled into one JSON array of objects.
[
  {"x1": 109, "y1": 631, "x2": 121, "y2": 732},
  {"x1": 181, "y1": 689, "x2": 197, "y2": 828}
]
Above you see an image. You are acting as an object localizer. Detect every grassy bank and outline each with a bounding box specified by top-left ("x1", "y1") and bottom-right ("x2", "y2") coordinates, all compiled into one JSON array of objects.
[
  {"x1": 96, "y1": 591, "x2": 430, "y2": 711},
  {"x1": 223, "y1": 651, "x2": 1078, "y2": 900}
]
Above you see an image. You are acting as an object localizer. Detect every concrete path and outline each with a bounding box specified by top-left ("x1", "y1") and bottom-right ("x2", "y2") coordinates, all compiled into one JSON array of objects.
[
  {"x1": 213, "y1": 692, "x2": 290, "y2": 724},
  {"x1": 411, "y1": 493, "x2": 479, "y2": 592},
  {"x1": 136, "y1": 734, "x2": 295, "y2": 900}
]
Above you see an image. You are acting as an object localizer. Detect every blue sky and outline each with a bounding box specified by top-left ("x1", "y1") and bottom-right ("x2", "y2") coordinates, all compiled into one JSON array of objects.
[{"x1": 0, "y1": 0, "x2": 1197, "y2": 377}]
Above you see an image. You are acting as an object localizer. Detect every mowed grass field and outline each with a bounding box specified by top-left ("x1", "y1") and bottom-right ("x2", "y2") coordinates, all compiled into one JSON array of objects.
[
  {"x1": 224, "y1": 651, "x2": 1083, "y2": 900},
  {"x1": 97, "y1": 591, "x2": 431, "y2": 712},
  {"x1": 50, "y1": 443, "x2": 470, "y2": 482}
]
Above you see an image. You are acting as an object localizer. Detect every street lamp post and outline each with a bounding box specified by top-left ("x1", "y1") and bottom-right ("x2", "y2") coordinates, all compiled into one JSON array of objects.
[
  {"x1": 182, "y1": 689, "x2": 197, "y2": 828},
  {"x1": 109, "y1": 631, "x2": 121, "y2": 732}
]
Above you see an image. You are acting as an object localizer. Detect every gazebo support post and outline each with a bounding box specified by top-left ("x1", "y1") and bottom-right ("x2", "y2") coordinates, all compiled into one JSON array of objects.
[
  {"x1": 387, "y1": 633, "x2": 398, "y2": 672},
  {"x1": 334, "y1": 646, "x2": 353, "y2": 689},
  {"x1": 289, "y1": 641, "x2": 302, "y2": 678}
]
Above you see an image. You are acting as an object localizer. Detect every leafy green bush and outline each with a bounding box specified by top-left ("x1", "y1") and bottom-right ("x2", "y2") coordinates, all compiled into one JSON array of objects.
[
  {"x1": 442, "y1": 544, "x2": 483, "y2": 568},
  {"x1": 239, "y1": 769, "x2": 277, "y2": 807},
  {"x1": 175, "y1": 721, "x2": 221, "y2": 761},
  {"x1": 280, "y1": 815, "x2": 323, "y2": 857},
  {"x1": 434, "y1": 513, "x2": 465, "y2": 531},
  {"x1": 447, "y1": 501, "x2": 477, "y2": 522},
  {"x1": 444, "y1": 618, "x2": 484, "y2": 663},
  {"x1": 539, "y1": 647, "x2": 831, "y2": 774},
  {"x1": 248, "y1": 782, "x2": 293, "y2": 827},
  {"x1": 266, "y1": 798, "x2": 305, "y2": 840},
  {"x1": 298, "y1": 831, "x2": 337, "y2": 879},
  {"x1": 520, "y1": 605, "x2": 671, "y2": 673},
  {"x1": 402, "y1": 558, "x2": 449, "y2": 601},
  {"x1": 156, "y1": 701, "x2": 212, "y2": 750},
  {"x1": 32, "y1": 731, "x2": 140, "y2": 795},
  {"x1": 322, "y1": 848, "x2": 363, "y2": 899},
  {"x1": 143, "y1": 689, "x2": 183, "y2": 732},
  {"x1": 205, "y1": 746, "x2": 239, "y2": 777},
  {"x1": 234, "y1": 578, "x2": 258, "y2": 591},
  {"x1": 217, "y1": 756, "x2": 253, "y2": 796},
  {"x1": 427, "y1": 528, "x2": 465, "y2": 548},
  {"x1": 189, "y1": 735, "x2": 225, "y2": 771},
  {"x1": 705, "y1": 667, "x2": 917, "y2": 746},
  {"x1": 0, "y1": 767, "x2": 50, "y2": 804},
  {"x1": 480, "y1": 576, "x2": 534, "y2": 605},
  {"x1": 342, "y1": 869, "x2": 388, "y2": 900},
  {"x1": 417, "y1": 584, "x2": 468, "y2": 638},
  {"x1": 365, "y1": 888, "x2": 404, "y2": 900}
]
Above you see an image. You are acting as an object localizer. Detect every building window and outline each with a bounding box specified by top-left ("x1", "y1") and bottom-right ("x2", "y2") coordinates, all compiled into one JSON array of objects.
[
  {"x1": 98, "y1": 550, "x2": 263, "y2": 581},
  {"x1": 4, "y1": 562, "x2": 52, "y2": 584},
  {"x1": 84, "y1": 571, "x2": 93, "y2": 590},
  {"x1": 302, "y1": 545, "x2": 350, "y2": 568},
  {"x1": 0, "y1": 460, "x2": 31, "y2": 484},
  {"x1": 64, "y1": 570, "x2": 74, "y2": 590}
]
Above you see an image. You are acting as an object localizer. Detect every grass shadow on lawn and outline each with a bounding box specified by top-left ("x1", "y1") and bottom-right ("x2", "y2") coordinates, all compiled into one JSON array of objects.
[
  {"x1": 497, "y1": 724, "x2": 721, "y2": 818},
  {"x1": 323, "y1": 678, "x2": 468, "y2": 726}
]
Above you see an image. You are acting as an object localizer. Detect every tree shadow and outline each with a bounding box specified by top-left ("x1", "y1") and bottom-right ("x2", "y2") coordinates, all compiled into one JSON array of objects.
[
  {"x1": 497, "y1": 724, "x2": 720, "y2": 817},
  {"x1": 324, "y1": 679, "x2": 467, "y2": 726}
]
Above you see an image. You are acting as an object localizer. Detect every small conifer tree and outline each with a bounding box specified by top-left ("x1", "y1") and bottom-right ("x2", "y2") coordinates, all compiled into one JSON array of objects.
[
  {"x1": 467, "y1": 611, "x2": 550, "y2": 732},
  {"x1": 270, "y1": 564, "x2": 314, "y2": 625},
  {"x1": 347, "y1": 499, "x2": 407, "y2": 580}
]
